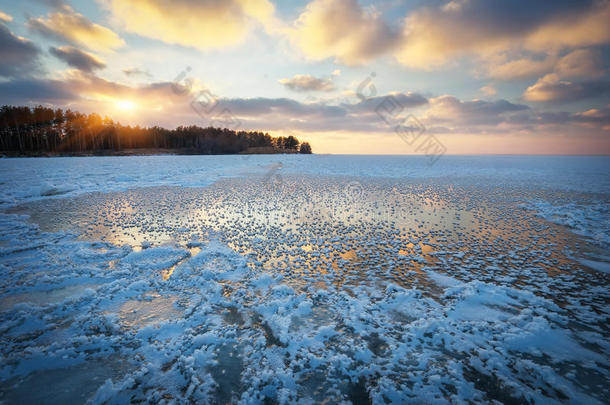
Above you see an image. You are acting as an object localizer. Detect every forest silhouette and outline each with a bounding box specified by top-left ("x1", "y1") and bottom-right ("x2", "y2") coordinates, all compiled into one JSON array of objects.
[{"x1": 0, "y1": 105, "x2": 312, "y2": 156}]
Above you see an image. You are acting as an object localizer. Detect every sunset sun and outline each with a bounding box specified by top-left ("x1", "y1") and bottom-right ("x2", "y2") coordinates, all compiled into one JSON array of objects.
[{"x1": 115, "y1": 99, "x2": 135, "y2": 111}]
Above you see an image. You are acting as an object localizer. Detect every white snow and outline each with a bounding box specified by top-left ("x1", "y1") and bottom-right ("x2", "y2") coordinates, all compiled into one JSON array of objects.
[{"x1": 523, "y1": 200, "x2": 609, "y2": 247}]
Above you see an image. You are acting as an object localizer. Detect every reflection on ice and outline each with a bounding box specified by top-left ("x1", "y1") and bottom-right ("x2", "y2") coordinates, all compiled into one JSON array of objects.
[
  {"x1": 0, "y1": 283, "x2": 99, "y2": 312},
  {"x1": 8, "y1": 176, "x2": 601, "y2": 294},
  {"x1": 117, "y1": 293, "x2": 181, "y2": 328}
]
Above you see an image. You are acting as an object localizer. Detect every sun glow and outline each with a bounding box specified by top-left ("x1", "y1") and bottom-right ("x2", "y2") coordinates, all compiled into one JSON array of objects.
[{"x1": 116, "y1": 100, "x2": 136, "y2": 111}]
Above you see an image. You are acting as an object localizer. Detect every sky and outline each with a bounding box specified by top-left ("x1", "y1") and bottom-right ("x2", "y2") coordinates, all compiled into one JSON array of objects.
[{"x1": 0, "y1": 0, "x2": 609, "y2": 154}]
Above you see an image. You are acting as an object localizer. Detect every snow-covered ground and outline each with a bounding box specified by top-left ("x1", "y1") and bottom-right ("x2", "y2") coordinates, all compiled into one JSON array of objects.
[{"x1": 0, "y1": 155, "x2": 608, "y2": 404}]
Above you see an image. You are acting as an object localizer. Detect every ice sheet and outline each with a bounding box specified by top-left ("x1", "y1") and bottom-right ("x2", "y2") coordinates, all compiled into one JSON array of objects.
[{"x1": 0, "y1": 155, "x2": 608, "y2": 404}]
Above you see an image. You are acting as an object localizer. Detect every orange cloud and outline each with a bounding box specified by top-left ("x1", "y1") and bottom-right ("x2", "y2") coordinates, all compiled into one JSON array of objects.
[
  {"x1": 28, "y1": 5, "x2": 124, "y2": 53},
  {"x1": 0, "y1": 9, "x2": 12, "y2": 23}
]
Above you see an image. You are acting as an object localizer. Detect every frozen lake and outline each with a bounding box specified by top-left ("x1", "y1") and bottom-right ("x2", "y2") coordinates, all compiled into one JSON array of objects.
[{"x1": 0, "y1": 155, "x2": 608, "y2": 404}]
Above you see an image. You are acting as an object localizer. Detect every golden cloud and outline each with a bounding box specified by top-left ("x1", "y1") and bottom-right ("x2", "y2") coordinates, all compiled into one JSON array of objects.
[
  {"x1": 525, "y1": 2, "x2": 610, "y2": 51},
  {"x1": 28, "y1": 5, "x2": 124, "y2": 53},
  {"x1": 555, "y1": 49, "x2": 605, "y2": 78},
  {"x1": 396, "y1": 4, "x2": 512, "y2": 69},
  {"x1": 279, "y1": 74, "x2": 335, "y2": 92},
  {"x1": 396, "y1": 0, "x2": 610, "y2": 70},
  {"x1": 484, "y1": 54, "x2": 556, "y2": 80},
  {"x1": 522, "y1": 74, "x2": 569, "y2": 102},
  {"x1": 0, "y1": 9, "x2": 13, "y2": 23},
  {"x1": 522, "y1": 73, "x2": 610, "y2": 103},
  {"x1": 290, "y1": 0, "x2": 399, "y2": 65},
  {"x1": 103, "y1": 0, "x2": 275, "y2": 50},
  {"x1": 482, "y1": 47, "x2": 605, "y2": 81}
]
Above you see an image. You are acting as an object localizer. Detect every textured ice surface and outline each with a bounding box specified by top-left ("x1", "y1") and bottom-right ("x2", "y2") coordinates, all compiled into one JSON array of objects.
[
  {"x1": 523, "y1": 200, "x2": 609, "y2": 247},
  {"x1": 1, "y1": 155, "x2": 609, "y2": 208},
  {"x1": 0, "y1": 155, "x2": 609, "y2": 404}
]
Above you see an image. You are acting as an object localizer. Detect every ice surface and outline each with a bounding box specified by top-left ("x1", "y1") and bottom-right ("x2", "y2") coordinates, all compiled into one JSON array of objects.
[
  {"x1": 0, "y1": 155, "x2": 608, "y2": 404},
  {"x1": 1, "y1": 155, "x2": 609, "y2": 208},
  {"x1": 577, "y1": 258, "x2": 610, "y2": 274},
  {"x1": 523, "y1": 200, "x2": 609, "y2": 247}
]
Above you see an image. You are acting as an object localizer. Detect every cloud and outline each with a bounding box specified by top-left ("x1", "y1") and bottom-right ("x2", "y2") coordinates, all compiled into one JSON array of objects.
[
  {"x1": 58, "y1": 72, "x2": 187, "y2": 102},
  {"x1": 485, "y1": 53, "x2": 555, "y2": 80},
  {"x1": 424, "y1": 95, "x2": 529, "y2": 127},
  {"x1": 211, "y1": 91, "x2": 427, "y2": 132},
  {"x1": 501, "y1": 107, "x2": 610, "y2": 132},
  {"x1": 524, "y1": 1, "x2": 610, "y2": 51},
  {"x1": 417, "y1": 95, "x2": 609, "y2": 140},
  {"x1": 0, "y1": 71, "x2": 203, "y2": 128},
  {"x1": 279, "y1": 74, "x2": 335, "y2": 92},
  {"x1": 480, "y1": 85, "x2": 497, "y2": 96},
  {"x1": 50, "y1": 46, "x2": 106, "y2": 72},
  {"x1": 350, "y1": 92, "x2": 428, "y2": 114},
  {"x1": 0, "y1": 23, "x2": 40, "y2": 78},
  {"x1": 216, "y1": 92, "x2": 608, "y2": 143},
  {"x1": 572, "y1": 106, "x2": 610, "y2": 129},
  {"x1": 485, "y1": 47, "x2": 605, "y2": 80},
  {"x1": 555, "y1": 49, "x2": 605, "y2": 78},
  {"x1": 218, "y1": 97, "x2": 346, "y2": 119},
  {"x1": 522, "y1": 73, "x2": 610, "y2": 103},
  {"x1": 216, "y1": 92, "x2": 427, "y2": 128},
  {"x1": 102, "y1": 0, "x2": 275, "y2": 50},
  {"x1": 290, "y1": 0, "x2": 400, "y2": 65},
  {"x1": 0, "y1": 10, "x2": 13, "y2": 22},
  {"x1": 28, "y1": 5, "x2": 125, "y2": 52},
  {"x1": 123, "y1": 67, "x2": 153, "y2": 78},
  {"x1": 0, "y1": 70, "x2": 177, "y2": 106},
  {"x1": 286, "y1": 0, "x2": 610, "y2": 73},
  {"x1": 0, "y1": 77, "x2": 76, "y2": 104},
  {"x1": 396, "y1": 0, "x2": 610, "y2": 69},
  {"x1": 35, "y1": 0, "x2": 67, "y2": 8}
]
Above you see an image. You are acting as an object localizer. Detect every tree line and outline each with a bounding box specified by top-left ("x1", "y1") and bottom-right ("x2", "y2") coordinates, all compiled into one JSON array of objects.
[{"x1": 0, "y1": 105, "x2": 312, "y2": 155}]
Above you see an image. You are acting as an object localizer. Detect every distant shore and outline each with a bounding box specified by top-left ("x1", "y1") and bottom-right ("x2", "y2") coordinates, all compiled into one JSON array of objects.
[
  {"x1": 0, "y1": 147, "x2": 306, "y2": 158},
  {"x1": 0, "y1": 105, "x2": 312, "y2": 157}
]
